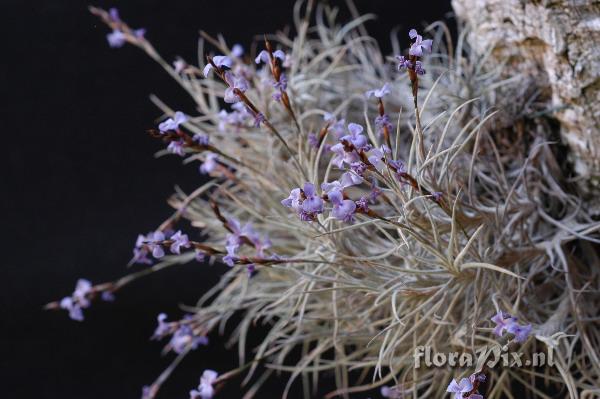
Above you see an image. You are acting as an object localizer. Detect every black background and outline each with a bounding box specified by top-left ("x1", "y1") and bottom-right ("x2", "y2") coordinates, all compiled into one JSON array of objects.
[{"x1": 3, "y1": 1, "x2": 452, "y2": 398}]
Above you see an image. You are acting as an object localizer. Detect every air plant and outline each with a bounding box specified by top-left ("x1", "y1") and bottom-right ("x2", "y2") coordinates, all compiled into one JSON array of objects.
[{"x1": 47, "y1": 2, "x2": 600, "y2": 399}]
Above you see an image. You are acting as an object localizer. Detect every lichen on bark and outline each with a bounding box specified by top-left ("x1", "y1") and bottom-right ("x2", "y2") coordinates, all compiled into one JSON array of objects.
[{"x1": 452, "y1": 0, "x2": 600, "y2": 210}]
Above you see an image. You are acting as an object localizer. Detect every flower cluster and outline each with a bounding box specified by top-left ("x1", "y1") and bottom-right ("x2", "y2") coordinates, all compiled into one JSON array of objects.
[
  {"x1": 152, "y1": 313, "x2": 208, "y2": 354},
  {"x1": 281, "y1": 173, "x2": 365, "y2": 223},
  {"x1": 223, "y1": 218, "x2": 272, "y2": 273},
  {"x1": 395, "y1": 29, "x2": 432, "y2": 75},
  {"x1": 103, "y1": 8, "x2": 146, "y2": 48},
  {"x1": 58, "y1": 279, "x2": 113, "y2": 321},
  {"x1": 131, "y1": 230, "x2": 191, "y2": 264},
  {"x1": 59, "y1": 279, "x2": 93, "y2": 321}
]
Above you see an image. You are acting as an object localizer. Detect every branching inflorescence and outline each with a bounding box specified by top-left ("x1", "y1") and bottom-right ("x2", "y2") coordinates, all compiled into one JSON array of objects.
[{"x1": 47, "y1": 2, "x2": 600, "y2": 399}]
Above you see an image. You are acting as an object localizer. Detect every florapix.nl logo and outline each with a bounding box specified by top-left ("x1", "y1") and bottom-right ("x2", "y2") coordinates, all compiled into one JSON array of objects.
[{"x1": 413, "y1": 345, "x2": 556, "y2": 369}]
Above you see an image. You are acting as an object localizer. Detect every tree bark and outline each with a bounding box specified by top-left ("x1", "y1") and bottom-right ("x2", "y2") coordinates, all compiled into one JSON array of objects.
[{"x1": 452, "y1": 0, "x2": 600, "y2": 209}]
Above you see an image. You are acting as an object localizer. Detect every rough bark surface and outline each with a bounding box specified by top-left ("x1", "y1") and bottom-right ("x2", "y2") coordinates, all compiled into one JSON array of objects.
[{"x1": 452, "y1": 0, "x2": 600, "y2": 207}]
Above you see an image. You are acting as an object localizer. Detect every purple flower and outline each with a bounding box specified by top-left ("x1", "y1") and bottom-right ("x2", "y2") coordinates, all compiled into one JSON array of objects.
[
  {"x1": 355, "y1": 196, "x2": 369, "y2": 213},
  {"x1": 272, "y1": 91, "x2": 282, "y2": 101},
  {"x1": 282, "y1": 183, "x2": 323, "y2": 221},
  {"x1": 323, "y1": 112, "x2": 336, "y2": 122},
  {"x1": 273, "y1": 73, "x2": 287, "y2": 91},
  {"x1": 328, "y1": 190, "x2": 356, "y2": 222},
  {"x1": 446, "y1": 378, "x2": 473, "y2": 399},
  {"x1": 381, "y1": 386, "x2": 402, "y2": 398},
  {"x1": 492, "y1": 310, "x2": 532, "y2": 342},
  {"x1": 59, "y1": 279, "x2": 93, "y2": 321},
  {"x1": 217, "y1": 110, "x2": 229, "y2": 131},
  {"x1": 243, "y1": 225, "x2": 271, "y2": 257},
  {"x1": 101, "y1": 291, "x2": 115, "y2": 302},
  {"x1": 152, "y1": 313, "x2": 171, "y2": 339},
  {"x1": 170, "y1": 324, "x2": 209, "y2": 354},
  {"x1": 431, "y1": 191, "x2": 443, "y2": 201},
  {"x1": 193, "y1": 134, "x2": 209, "y2": 146},
  {"x1": 321, "y1": 174, "x2": 361, "y2": 194},
  {"x1": 273, "y1": 50, "x2": 286, "y2": 61},
  {"x1": 375, "y1": 114, "x2": 393, "y2": 136},
  {"x1": 321, "y1": 178, "x2": 358, "y2": 221},
  {"x1": 167, "y1": 140, "x2": 185, "y2": 156},
  {"x1": 368, "y1": 147, "x2": 387, "y2": 172},
  {"x1": 329, "y1": 143, "x2": 349, "y2": 168},
  {"x1": 131, "y1": 233, "x2": 153, "y2": 265},
  {"x1": 320, "y1": 181, "x2": 343, "y2": 195},
  {"x1": 159, "y1": 111, "x2": 188, "y2": 133},
  {"x1": 60, "y1": 297, "x2": 84, "y2": 321},
  {"x1": 350, "y1": 161, "x2": 367, "y2": 177},
  {"x1": 131, "y1": 246, "x2": 152, "y2": 265},
  {"x1": 217, "y1": 110, "x2": 233, "y2": 132},
  {"x1": 340, "y1": 171, "x2": 363, "y2": 186},
  {"x1": 491, "y1": 311, "x2": 515, "y2": 337},
  {"x1": 132, "y1": 234, "x2": 154, "y2": 265},
  {"x1": 133, "y1": 29, "x2": 146, "y2": 39},
  {"x1": 226, "y1": 218, "x2": 244, "y2": 242},
  {"x1": 203, "y1": 55, "x2": 232, "y2": 77},
  {"x1": 195, "y1": 250, "x2": 206, "y2": 262},
  {"x1": 217, "y1": 103, "x2": 252, "y2": 131},
  {"x1": 388, "y1": 159, "x2": 406, "y2": 172},
  {"x1": 223, "y1": 218, "x2": 264, "y2": 266},
  {"x1": 107, "y1": 30, "x2": 126, "y2": 48},
  {"x1": 330, "y1": 117, "x2": 347, "y2": 139},
  {"x1": 329, "y1": 123, "x2": 367, "y2": 167},
  {"x1": 200, "y1": 152, "x2": 218, "y2": 174},
  {"x1": 396, "y1": 55, "x2": 413, "y2": 70},
  {"x1": 308, "y1": 132, "x2": 319, "y2": 149},
  {"x1": 281, "y1": 188, "x2": 302, "y2": 211},
  {"x1": 301, "y1": 183, "x2": 324, "y2": 214},
  {"x1": 255, "y1": 49, "x2": 286, "y2": 64},
  {"x1": 297, "y1": 210, "x2": 313, "y2": 221},
  {"x1": 470, "y1": 373, "x2": 486, "y2": 384},
  {"x1": 73, "y1": 279, "x2": 93, "y2": 308},
  {"x1": 147, "y1": 231, "x2": 166, "y2": 258},
  {"x1": 365, "y1": 82, "x2": 391, "y2": 99},
  {"x1": 253, "y1": 112, "x2": 265, "y2": 127},
  {"x1": 170, "y1": 230, "x2": 190, "y2": 254},
  {"x1": 190, "y1": 369, "x2": 218, "y2": 399},
  {"x1": 223, "y1": 71, "x2": 249, "y2": 103},
  {"x1": 255, "y1": 50, "x2": 270, "y2": 64},
  {"x1": 388, "y1": 159, "x2": 407, "y2": 182},
  {"x1": 370, "y1": 185, "x2": 382, "y2": 201},
  {"x1": 231, "y1": 44, "x2": 244, "y2": 58},
  {"x1": 174, "y1": 58, "x2": 187, "y2": 74},
  {"x1": 108, "y1": 7, "x2": 120, "y2": 22},
  {"x1": 507, "y1": 322, "x2": 532, "y2": 343},
  {"x1": 223, "y1": 243, "x2": 238, "y2": 267},
  {"x1": 341, "y1": 123, "x2": 368, "y2": 150},
  {"x1": 142, "y1": 385, "x2": 157, "y2": 399},
  {"x1": 408, "y1": 29, "x2": 433, "y2": 57},
  {"x1": 414, "y1": 61, "x2": 426, "y2": 75}
]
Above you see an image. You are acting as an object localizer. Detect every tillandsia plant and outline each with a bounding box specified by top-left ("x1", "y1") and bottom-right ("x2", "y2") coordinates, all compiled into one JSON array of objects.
[{"x1": 46, "y1": 2, "x2": 600, "y2": 398}]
